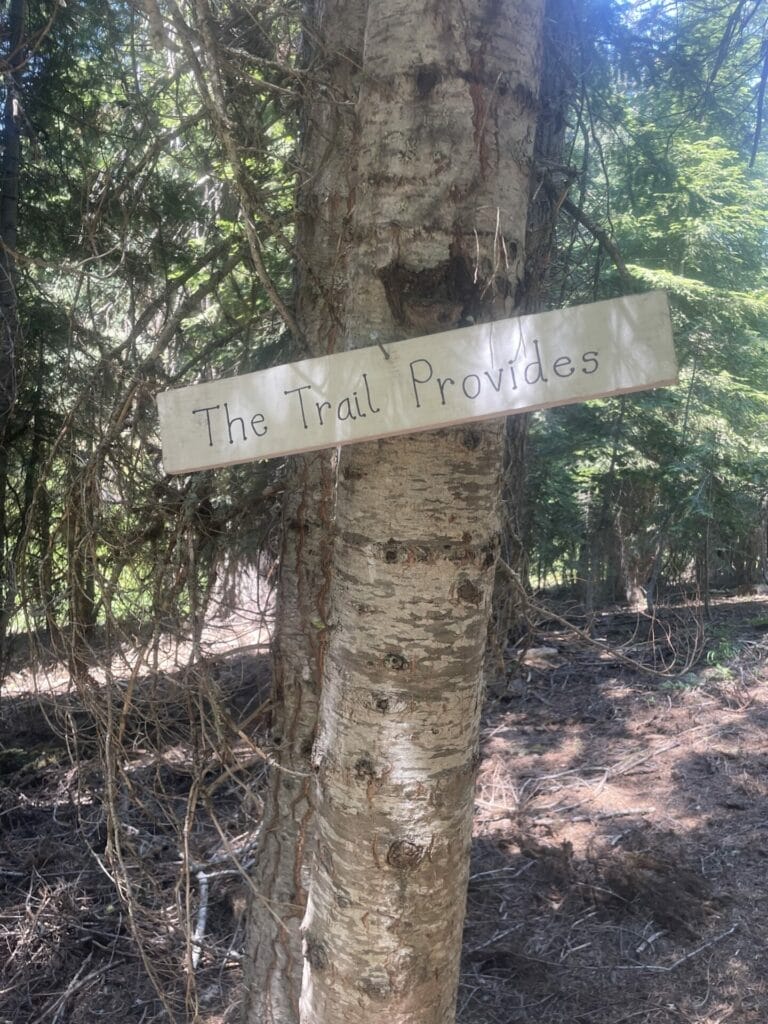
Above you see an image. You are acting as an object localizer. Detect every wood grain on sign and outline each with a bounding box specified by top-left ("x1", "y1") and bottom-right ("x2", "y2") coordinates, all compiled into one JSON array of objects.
[{"x1": 157, "y1": 290, "x2": 677, "y2": 475}]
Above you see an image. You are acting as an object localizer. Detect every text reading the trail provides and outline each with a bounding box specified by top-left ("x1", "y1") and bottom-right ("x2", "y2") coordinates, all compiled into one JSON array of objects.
[{"x1": 157, "y1": 291, "x2": 677, "y2": 475}]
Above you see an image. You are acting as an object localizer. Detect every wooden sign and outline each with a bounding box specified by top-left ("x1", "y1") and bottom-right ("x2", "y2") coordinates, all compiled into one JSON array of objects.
[{"x1": 157, "y1": 290, "x2": 677, "y2": 475}]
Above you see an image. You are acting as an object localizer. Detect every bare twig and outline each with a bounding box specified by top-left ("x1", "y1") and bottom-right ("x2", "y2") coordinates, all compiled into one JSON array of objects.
[
  {"x1": 191, "y1": 869, "x2": 209, "y2": 970},
  {"x1": 498, "y1": 559, "x2": 703, "y2": 677},
  {"x1": 28, "y1": 953, "x2": 99, "y2": 1024},
  {"x1": 617, "y1": 925, "x2": 738, "y2": 972}
]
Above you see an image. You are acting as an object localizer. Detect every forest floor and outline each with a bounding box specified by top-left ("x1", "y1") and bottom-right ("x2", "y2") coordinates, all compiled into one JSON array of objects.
[{"x1": 1, "y1": 591, "x2": 767, "y2": 1023}]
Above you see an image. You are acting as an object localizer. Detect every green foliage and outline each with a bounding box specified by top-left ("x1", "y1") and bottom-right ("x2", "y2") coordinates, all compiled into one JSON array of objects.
[
  {"x1": 706, "y1": 637, "x2": 739, "y2": 666},
  {"x1": 0, "y1": 1, "x2": 297, "y2": 658},
  {"x1": 527, "y1": 0, "x2": 768, "y2": 601},
  {"x1": 660, "y1": 672, "x2": 703, "y2": 692}
]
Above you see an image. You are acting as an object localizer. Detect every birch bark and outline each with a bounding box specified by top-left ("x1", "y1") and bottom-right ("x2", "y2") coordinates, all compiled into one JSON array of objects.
[{"x1": 299, "y1": 2, "x2": 545, "y2": 1022}]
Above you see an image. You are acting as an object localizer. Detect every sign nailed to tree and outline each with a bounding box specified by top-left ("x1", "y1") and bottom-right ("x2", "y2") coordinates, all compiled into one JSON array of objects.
[{"x1": 157, "y1": 290, "x2": 677, "y2": 475}]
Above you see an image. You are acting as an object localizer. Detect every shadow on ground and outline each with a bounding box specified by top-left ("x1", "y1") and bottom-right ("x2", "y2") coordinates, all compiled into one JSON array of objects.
[{"x1": 461, "y1": 594, "x2": 768, "y2": 1024}]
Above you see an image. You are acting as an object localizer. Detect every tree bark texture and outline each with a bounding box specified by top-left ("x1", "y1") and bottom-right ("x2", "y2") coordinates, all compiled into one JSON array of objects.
[
  {"x1": 0, "y1": 0, "x2": 25, "y2": 677},
  {"x1": 299, "y1": 2, "x2": 545, "y2": 1022},
  {"x1": 495, "y1": 0, "x2": 575, "y2": 645},
  {"x1": 243, "y1": 5, "x2": 365, "y2": 1021},
  {"x1": 242, "y1": 453, "x2": 335, "y2": 1024},
  {"x1": 0, "y1": 0, "x2": 23, "y2": 429}
]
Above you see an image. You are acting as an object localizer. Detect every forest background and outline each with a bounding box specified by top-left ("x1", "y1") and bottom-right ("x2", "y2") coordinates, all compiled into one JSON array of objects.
[
  {"x1": 0, "y1": 0, "x2": 768, "y2": 1022},
  {"x1": 2, "y1": 0, "x2": 767, "y2": 668}
]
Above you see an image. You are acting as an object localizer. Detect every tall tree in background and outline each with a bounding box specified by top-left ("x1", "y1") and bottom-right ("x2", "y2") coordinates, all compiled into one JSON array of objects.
[
  {"x1": 0, "y1": 0, "x2": 24, "y2": 668},
  {"x1": 0, "y1": 0, "x2": 22, "y2": 421},
  {"x1": 0, "y1": 0, "x2": 22, "y2": 408}
]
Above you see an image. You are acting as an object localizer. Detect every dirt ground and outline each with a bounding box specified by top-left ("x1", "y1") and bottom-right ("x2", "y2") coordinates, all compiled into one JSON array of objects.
[{"x1": 1, "y1": 593, "x2": 767, "y2": 1023}]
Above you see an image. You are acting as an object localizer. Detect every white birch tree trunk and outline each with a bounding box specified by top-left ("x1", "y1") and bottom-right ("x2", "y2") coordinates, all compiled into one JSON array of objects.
[{"x1": 299, "y1": 2, "x2": 545, "y2": 1021}]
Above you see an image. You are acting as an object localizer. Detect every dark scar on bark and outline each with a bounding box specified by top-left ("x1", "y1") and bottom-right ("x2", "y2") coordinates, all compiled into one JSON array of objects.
[
  {"x1": 457, "y1": 579, "x2": 482, "y2": 605},
  {"x1": 387, "y1": 839, "x2": 426, "y2": 870},
  {"x1": 304, "y1": 936, "x2": 329, "y2": 971},
  {"x1": 383, "y1": 652, "x2": 409, "y2": 670}
]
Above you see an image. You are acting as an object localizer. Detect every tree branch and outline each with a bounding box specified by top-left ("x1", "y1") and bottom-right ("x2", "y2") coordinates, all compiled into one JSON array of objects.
[{"x1": 546, "y1": 177, "x2": 636, "y2": 288}]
